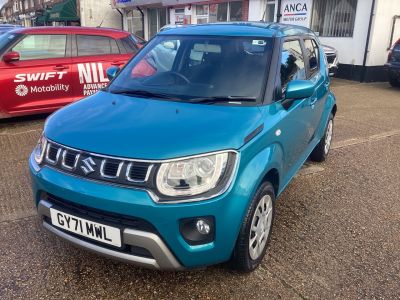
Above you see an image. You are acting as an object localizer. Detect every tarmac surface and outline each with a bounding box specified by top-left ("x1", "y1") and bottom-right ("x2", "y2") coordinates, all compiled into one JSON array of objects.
[{"x1": 0, "y1": 79, "x2": 399, "y2": 299}]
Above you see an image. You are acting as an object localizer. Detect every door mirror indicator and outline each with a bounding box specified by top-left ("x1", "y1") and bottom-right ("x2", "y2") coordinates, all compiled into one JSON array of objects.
[
  {"x1": 3, "y1": 51, "x2": 20, "y2": 63},
  {"x1": 106, "y1": 66, "x2": 120, "y2": 81},
  {"x1": 285, "y1": 80, "x2": 315, "y2": 99}
]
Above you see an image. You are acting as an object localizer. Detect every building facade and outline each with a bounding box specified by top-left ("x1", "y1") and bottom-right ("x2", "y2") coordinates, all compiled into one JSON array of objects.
[
  {"x1": 1, "y1": 0, "x2": 121, "y2": 29},
  {"x1": 113, "y1": 0, "x2": 250, "y2": 40},
  {"x1": 249, "y1": 0, "x2": 400, "y2": 82},
  {"x1": 114, "y1": 0, "x2": 399, "y2": 82}
]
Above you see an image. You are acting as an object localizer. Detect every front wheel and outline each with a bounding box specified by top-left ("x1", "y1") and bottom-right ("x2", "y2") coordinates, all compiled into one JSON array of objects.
[
  {"x1": 310, "y1": 114, "x2": 334, "y2": 162},
  {"x1": 230, "y1": 181, "x2": 275, "y2": 272}
]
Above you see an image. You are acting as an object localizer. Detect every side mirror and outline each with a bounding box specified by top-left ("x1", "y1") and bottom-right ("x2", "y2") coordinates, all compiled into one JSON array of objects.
[
  {"x1": 106, "y1": 66, "x2": 120, "y2": 81},
  {"x1": 285, "y1": 80, "x2": 315, "y2": 99},
  {"x1": 3, "y1": 51, "x2": 20, "y2": 63}
]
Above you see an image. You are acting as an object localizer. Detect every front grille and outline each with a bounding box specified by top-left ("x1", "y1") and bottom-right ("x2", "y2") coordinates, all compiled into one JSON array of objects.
[
  {"x1": 47, "y1": 144, "x2": 59, "y2": 162},
  {"x1": 64, "y1": 151, "x2": 78, "y2": 167},
  {"x1": 46, "y1": 193, "x2": 157, "y2": 233},
  {"x1": 43, "y1": 140, "x2": 154, "y2": 188}
]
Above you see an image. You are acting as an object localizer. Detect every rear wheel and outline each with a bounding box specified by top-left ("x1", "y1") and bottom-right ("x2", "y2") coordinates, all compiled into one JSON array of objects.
[
  {"x1": 310, "y1": 114, "x2": 334, "y2": 162},
  {"x1": 231, "y1": 181, "x2": 275, "y2": 272},
  {"x1": 389, "y1": 75, "x2": 400, "y2": 87}
]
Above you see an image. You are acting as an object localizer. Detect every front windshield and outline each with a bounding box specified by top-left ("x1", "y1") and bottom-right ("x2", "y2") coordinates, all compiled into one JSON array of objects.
[{"x1": 108, "y1": 35, "x2": 273, "y2": 103}]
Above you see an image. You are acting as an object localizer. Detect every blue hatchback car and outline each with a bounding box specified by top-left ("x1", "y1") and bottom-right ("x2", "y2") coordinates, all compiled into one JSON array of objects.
[{"x1": 30, "y1": 22, "x2": 336, "y2": 272}]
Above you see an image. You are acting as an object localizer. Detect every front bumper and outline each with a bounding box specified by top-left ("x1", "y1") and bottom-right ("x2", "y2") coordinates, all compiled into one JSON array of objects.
[
  {"x1": 38, "y1": 199, "x2": 182, "y2": 270},
  {"x1": 29, "y1": 153, "x2": 249, "y2": 269}
]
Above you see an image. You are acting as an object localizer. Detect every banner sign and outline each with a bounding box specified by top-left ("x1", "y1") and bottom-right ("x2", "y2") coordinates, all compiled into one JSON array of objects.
[{"x1": 281, "y1": 0, "x2": 312, "y2": 27}]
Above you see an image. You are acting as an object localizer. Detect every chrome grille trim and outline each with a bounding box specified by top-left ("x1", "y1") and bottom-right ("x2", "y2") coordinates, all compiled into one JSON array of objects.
[
  {"x1": 126, "y1": 163, "x2": 153, "y2": 183},
  {"x1": 46, "y1": 144, "x2": 61, "y2": 165},
  {"x1": 100, "y1": 159, "x2": 124, "y2": 179},
  {"x1": 42, "y1": 140, "x2": 153, "y2": 186},
  {"x1": 61, "y1": 149, "x2": 80, "y2": 171}
]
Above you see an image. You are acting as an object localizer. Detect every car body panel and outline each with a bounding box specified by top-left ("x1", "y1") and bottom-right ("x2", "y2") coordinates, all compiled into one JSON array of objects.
[{"x1": 45, "y1": 91, "x2": 263, "y2": 159}]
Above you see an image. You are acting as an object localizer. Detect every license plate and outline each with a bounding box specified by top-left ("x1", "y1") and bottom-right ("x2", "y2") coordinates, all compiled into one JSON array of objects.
[{"x1": 50, "y1": 208, "x2": 121, "y2": 247}]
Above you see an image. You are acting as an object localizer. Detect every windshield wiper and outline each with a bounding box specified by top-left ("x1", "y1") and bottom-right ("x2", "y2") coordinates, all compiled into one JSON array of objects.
[
  {"x1": 188, "y1": 96, "x2": 257, "y2": 104},
  {"x1": 109, "y1": 89, "x2": 180, "y2": 100}
]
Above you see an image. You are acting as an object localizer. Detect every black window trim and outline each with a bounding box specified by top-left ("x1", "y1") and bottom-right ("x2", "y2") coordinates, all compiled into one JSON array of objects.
[{"x1": 73, "y1": 34, "x2": 121, "y2": 58}]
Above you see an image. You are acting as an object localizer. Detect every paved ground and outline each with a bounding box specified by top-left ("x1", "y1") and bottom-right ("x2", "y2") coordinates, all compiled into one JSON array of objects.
[{"x1": 0, "y1": 79, "x2": 399, "y2": 299}]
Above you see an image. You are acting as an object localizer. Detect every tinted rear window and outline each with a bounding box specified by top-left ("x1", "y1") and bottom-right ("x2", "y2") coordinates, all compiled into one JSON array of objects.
[
  {"x1": 121, "y1": 36, "x2": 138, "y2": 53},
  {"x1": 77, "y1": 35, "x2": 120, "y2": 56}
]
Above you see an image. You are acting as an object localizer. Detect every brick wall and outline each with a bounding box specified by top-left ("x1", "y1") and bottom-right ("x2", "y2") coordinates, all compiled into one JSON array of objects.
[{"x1": 242, "y1": 0, "x2": 249, "y2": 21}]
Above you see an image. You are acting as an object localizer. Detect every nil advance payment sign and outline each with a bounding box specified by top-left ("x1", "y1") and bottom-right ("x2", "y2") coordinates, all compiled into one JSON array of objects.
[{"x1": 281, "y1": 0, "x2": 312, "y2": 27}]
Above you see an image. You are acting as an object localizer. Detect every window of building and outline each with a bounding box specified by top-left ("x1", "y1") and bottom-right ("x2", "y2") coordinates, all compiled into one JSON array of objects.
[
  {"x1": 311, "y1": 0, "x2": 358, "y2": 37},
  {"x1": 12, "y1": 34, "x2": 67, "y2": 60},
  {"x1": 195, "y1": 1, "x2": 243, "y2": 24},
  {"x1": 264, "y1": 1, "x2": 275, "y2": 22},
  {"x1": 126, "y1": 9, "x2": 144, "y2": 39},
  {"x1": 76, "y1": 35, "x2": 119, "y2": 56},
  {"x1": 148, "y1": 8, "x2": 167, "y2": 38},
  {"x1": 280, "y1": 40, "x2": 306, "y2": 92},
  {"x1": 303, "y1": 39, "x2": 319, "y2": 76}
]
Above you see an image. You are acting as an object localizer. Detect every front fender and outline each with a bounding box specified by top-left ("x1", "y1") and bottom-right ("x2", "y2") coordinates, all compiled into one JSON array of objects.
[
  {"x1": 317, "y1": 91, "x2": 336, "y2": 139},
  {"x1": 233, "y1": 140, "x2": 284, "y2": 227}
]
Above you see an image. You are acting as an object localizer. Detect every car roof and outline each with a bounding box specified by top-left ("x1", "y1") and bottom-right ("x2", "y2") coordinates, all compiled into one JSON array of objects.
[
  {"x1": 158, "y1": 22, "x2": 316, "y2": 38},
  {"x1": 11, "y1": 26, "x2": 130, "y2": 39}
]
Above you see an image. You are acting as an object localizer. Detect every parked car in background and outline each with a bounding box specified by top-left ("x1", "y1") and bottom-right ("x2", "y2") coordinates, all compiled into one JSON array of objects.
[
  {"x1": 322, "y1": 44, "x2": 339, "y2": 76},
  {"x1": 385, "y1": 38, "x2": 400, "y2": 87},
  {"x1": 0, "y1": 24, "x2": 22, "y2": 35},
  {"x1": 30, "y1": 22, "x2": 336, "y2": 272},
  {"x1": 0, "y1": 26, "x2": 143, "y2": 118}
]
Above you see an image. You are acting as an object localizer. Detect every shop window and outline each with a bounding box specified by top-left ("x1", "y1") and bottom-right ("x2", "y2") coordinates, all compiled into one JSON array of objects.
[
  {"x1": 195, "y1": 1, "x2": 243, "y2": 24},
  {"x1": 126, "y1": 9, "x2": 144, "y2": 39},
  {"x1": 229, "y1": 1, "x2": 243, "y2": 21},
  {"x1": 148, "y1": 8, "x2": 167, "y2": 38},
  {"x1": 264, "y1": 1, "x2": 275, "y2": 22},
  {"x1": 311, "y1": 0, "x2": 358, "y2": 37}
]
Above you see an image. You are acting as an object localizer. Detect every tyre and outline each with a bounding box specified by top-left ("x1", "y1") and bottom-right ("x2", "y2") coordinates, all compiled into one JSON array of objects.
[
  {"x1": 310, "y1": 114, "x2": 334, "y2": 162},
  {"x1": 389, "y1": 75, "x2": 400, "y2": 87},
  {"x1": 231, "y1": 181, "x2": 275, "y2": 272}
]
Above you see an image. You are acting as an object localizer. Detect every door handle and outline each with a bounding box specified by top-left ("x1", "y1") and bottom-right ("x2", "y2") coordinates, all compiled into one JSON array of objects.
[
  {"x1": 111, "y1": 61, "x2": 124, "y2": 66},
  {"x1": 310, "y1": 97, "x2": 318, "y2": 107},
  {"x1": 53, "y1": 65, "x2": 68, "y2": 71}
]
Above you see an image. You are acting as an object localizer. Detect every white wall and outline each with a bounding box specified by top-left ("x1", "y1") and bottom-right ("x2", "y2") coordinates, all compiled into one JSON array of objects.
[
  {"x1": 248, "y1": 0, "x2": 266, "y2": 21},
  {"x1": 318, "y1": 0, "x2": 372, "y2": 66},
  {"x1": 80, "y1": 0, "x2": 122, "y2": 29},
  {"x1": 367, "y1": 0, "x2": 400, "y2": 66}
]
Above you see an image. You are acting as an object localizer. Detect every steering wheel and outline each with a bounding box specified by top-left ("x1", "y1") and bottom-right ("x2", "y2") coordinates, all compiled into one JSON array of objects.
[{"x1": 169, "y1": 72, "x2": 191, "y2": 84}]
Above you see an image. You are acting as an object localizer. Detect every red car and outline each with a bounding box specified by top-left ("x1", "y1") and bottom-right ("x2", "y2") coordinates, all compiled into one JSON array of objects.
[{"x1": 0, "y1": 27, "x2": 144, "y2": 118}]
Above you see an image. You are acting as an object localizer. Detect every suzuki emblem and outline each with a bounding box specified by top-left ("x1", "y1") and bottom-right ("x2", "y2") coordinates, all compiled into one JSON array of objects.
[{"x1": 81, "y1": 157, "x2": 96, "y2": 175}]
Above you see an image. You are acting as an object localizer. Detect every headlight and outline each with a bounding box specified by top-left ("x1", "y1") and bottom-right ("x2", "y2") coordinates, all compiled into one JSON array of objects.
[
  {"x1": 33, "y1": 134, "x2": 47, "y2": 164},
  {"x1": 155, "y1": 151, "x2": 237, "y2": 201}
]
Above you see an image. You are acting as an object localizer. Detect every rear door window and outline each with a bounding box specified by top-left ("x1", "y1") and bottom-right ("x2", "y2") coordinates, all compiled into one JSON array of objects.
[
  {"x1": 281, "y1": 39, "x2": 306, "y2": 92},
  {"x1": 304, "y1": 39, "x2": 319, "y2": 77},
  {"x1": 12, "y1": 34, "x2": 67, "y2": 60},
  {"x1": 76, "y1": 35, "x2": 120, "y2": 56}
]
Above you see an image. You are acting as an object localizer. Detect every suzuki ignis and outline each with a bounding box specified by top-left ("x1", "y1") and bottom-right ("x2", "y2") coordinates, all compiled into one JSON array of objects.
[{"x1": 30, "y1": 23, "x2": 336, "y2": 272}]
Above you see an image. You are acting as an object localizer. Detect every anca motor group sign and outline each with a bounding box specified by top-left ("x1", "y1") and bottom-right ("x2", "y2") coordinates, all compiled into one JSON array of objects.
[{"x1": 281, "y1": 0, "x2": 312, "y2": 27}]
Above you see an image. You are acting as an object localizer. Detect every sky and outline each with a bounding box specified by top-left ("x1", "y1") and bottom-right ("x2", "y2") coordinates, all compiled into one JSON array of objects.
[{"x1": 0, "y1": 0, "x2": 6, "y2": 10}]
